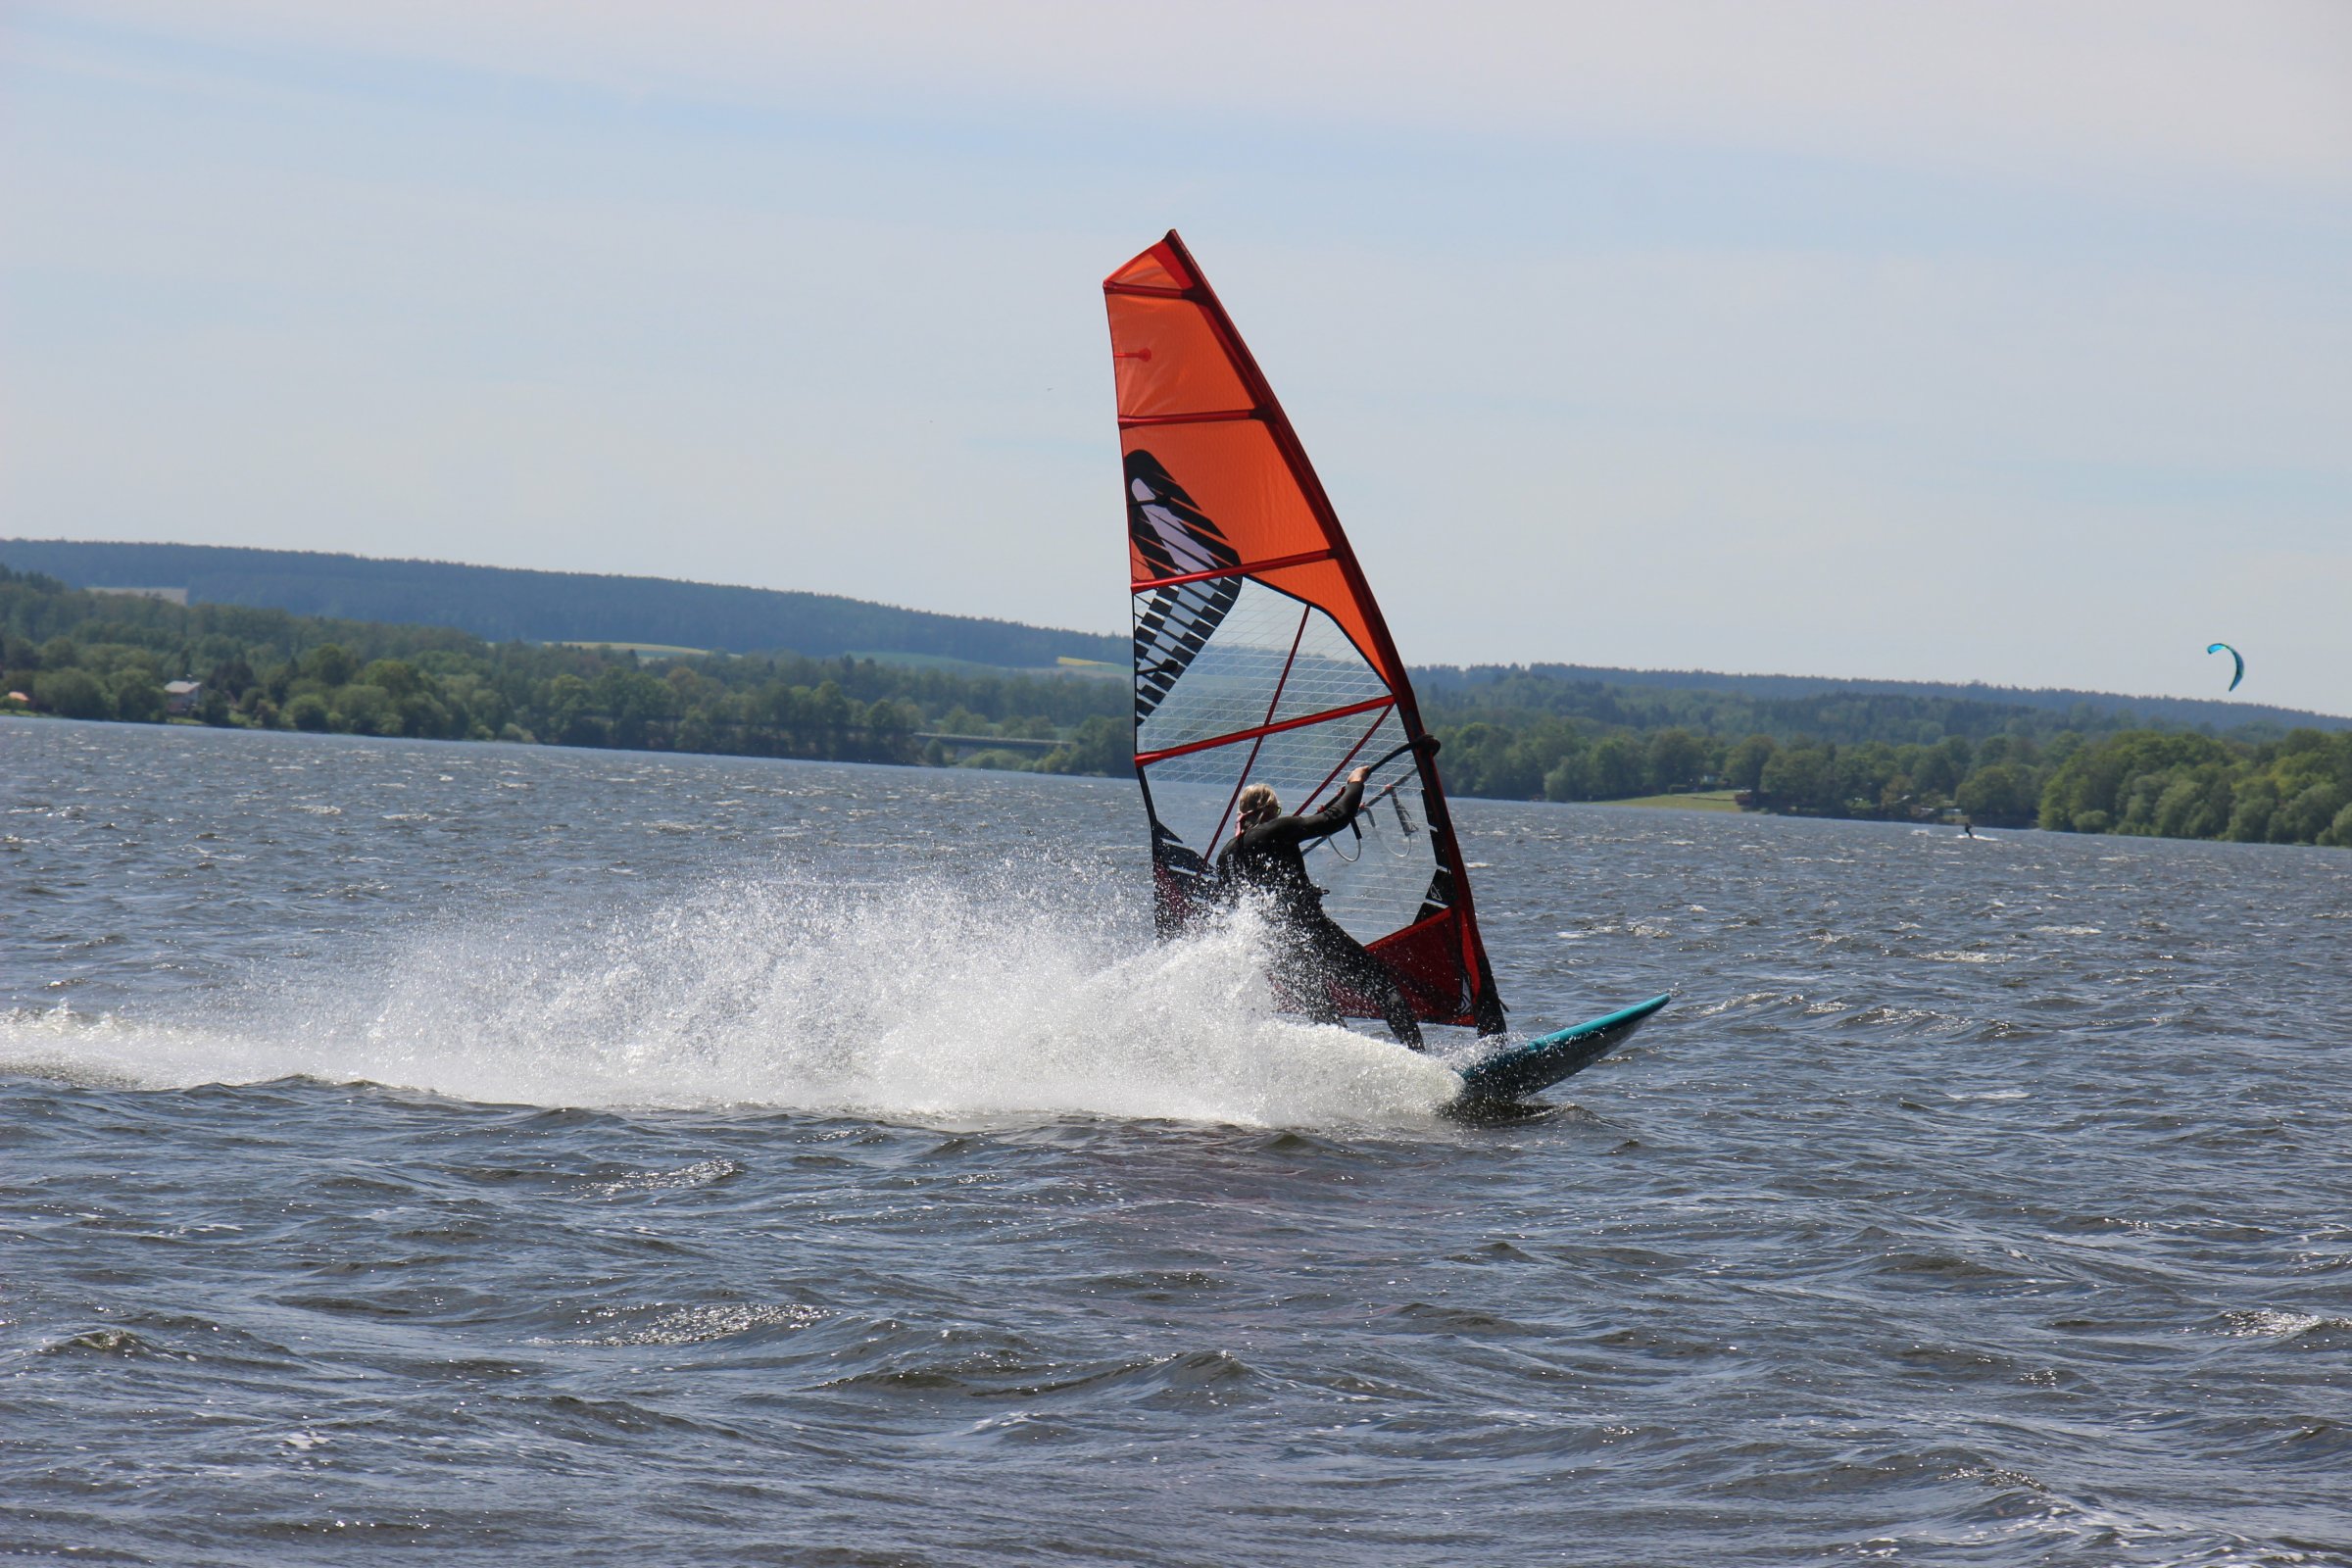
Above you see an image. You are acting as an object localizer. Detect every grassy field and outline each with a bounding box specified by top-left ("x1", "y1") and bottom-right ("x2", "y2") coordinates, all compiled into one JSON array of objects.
[
  {"x1": 561, "y1": 640, "x2": 711, "y2": 658},
  {"x1": 1592, "y1": 790, "x2": 1747, "y2": 812},
  {"x1": 850, "y1": 648, "x2": 1118, "y2": 677}
]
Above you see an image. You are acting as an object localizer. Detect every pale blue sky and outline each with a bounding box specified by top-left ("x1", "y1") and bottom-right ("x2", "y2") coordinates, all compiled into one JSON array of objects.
[{"x1": 4, "y1": 3, "x2": 2348, "y2": 712}]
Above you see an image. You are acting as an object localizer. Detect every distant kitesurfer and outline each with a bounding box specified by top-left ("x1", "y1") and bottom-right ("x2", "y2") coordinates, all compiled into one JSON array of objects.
[
  {"x1": 1962, "y1": 817, "x2": 1977, "y2": 839},
  {"x1": 1218, "y1": 766, "x2": 1425, "y2": 1051}
]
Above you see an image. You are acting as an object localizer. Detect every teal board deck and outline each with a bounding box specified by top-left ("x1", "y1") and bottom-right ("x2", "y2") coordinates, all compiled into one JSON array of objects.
[{"x1": 1450, "y1": 994, "x2": 1671, "y2": 1105}]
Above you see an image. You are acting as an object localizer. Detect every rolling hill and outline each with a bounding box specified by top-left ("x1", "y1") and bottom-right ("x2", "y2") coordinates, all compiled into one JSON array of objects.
[
  {"x1": 0, "y1": 539, "x2": 1125, "y2": 669},
  {"x1": 5, "y1": 538, "x2": 2338, "y2": 733}
]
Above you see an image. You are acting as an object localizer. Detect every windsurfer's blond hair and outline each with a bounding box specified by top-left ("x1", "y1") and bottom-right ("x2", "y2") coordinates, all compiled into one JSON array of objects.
[{"x1": 1237, "y1": 783, "x2": 1280, "y2": 827}]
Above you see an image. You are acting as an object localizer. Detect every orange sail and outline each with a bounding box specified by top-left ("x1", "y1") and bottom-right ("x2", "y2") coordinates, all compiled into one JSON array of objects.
[{"x1": 1104, "y1": 231, "x2": 1505, "y2": 1034}]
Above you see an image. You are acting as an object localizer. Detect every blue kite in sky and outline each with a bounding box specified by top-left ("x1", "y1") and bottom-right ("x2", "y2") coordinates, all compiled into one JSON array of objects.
[{"x1": 2207, "y1": 642, "x2": 2244, "y2": 692}]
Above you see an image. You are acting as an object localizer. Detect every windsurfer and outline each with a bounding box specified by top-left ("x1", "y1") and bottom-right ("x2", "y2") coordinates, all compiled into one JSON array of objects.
[{"x1": 1217, "y1": 766, "x2": 1426, "y2": 1050}]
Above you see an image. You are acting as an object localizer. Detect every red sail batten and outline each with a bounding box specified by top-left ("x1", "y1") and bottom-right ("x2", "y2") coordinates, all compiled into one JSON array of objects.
[
  {"x1": 1132, "y1": 549, "x2": 1335, "y2": 593},
  {"x1": 1132, "y1": 695, "x2": 1394, "y2": 767},
  {"x1": 1117, "y1": 410, "x2": 1261, "y2": 430}
]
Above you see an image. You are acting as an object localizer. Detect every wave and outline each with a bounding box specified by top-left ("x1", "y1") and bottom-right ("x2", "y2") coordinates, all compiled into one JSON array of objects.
[{"x1": 0, "y1": 873, "x2": 1459, "y2": 1128}]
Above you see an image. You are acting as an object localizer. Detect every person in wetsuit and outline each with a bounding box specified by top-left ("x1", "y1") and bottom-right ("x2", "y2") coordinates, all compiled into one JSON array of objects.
[{"x1": 1215, "y1": 766, "x2": 1425, "y2": 1050}]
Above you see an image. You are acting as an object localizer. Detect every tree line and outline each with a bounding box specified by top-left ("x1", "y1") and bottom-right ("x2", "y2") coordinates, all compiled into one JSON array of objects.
[
  {"x1": 0, "y1": 564, "x2": 1127, "y2": 772},
  {"x1": 6, "y1": 562, "x2": 2345, "y2": 848},
  {"x1": 1423, "y1": 715, "x2": 2352, "y2": 848}
]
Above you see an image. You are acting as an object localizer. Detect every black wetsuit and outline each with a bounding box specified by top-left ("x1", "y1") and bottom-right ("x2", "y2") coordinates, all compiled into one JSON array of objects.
[{"x1": 1215, "y1": 780, "x2": 1425, "y2": 1049}]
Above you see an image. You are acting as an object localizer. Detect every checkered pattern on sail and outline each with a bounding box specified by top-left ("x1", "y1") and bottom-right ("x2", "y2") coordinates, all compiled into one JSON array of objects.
[{"x1": 1128, "y1": 452, "x2": 1239, "y2": 724}]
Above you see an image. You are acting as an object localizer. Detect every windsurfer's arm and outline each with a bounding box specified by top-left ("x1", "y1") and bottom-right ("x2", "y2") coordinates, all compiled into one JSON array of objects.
[{"x1": 1277, "y1": 777, "x2": 1366, "y2": 844}]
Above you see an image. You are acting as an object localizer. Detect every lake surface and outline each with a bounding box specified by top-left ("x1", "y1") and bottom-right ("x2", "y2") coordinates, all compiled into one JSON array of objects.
[{"x1": 5, "y1": 718, "x2": 2349, "y2": 1566}]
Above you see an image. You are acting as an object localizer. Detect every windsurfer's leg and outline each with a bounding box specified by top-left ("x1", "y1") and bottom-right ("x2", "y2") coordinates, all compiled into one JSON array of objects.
[
  {"x1": 1371, "y1": 973, "x2": 1425, "y2": 1052},
  {"x1": 1305, "y1": 917, "x2": 1423, "y2": 1051},
  {"x1": 1271, "y1": 924, "x2": 1344, "y2": 1024}
]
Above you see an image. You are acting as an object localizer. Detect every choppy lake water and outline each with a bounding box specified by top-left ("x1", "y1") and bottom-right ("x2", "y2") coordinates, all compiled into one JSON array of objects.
[{"x1": 5, "y1": 718, "x2": 2349, "y2": 1566}]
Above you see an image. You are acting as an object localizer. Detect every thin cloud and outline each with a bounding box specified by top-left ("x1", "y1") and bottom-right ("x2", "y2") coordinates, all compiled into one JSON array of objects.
[{"x1": 51, "y1": 0, "x2": 2352, "y2": 190}]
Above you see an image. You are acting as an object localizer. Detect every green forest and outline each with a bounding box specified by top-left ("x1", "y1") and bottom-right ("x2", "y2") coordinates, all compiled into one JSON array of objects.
[
  {"x1": 0, "y1": 564, "x2": 1128, "y2": 775},
  {"x1": 6, "y1": 563, "x2": 2347, "y2": 849},
  {"x1": 1410, "y1": 666, "x2": 2352, "y2": 846}
]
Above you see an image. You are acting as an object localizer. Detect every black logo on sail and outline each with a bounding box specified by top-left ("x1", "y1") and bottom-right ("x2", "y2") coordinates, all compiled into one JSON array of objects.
[{"x1": 1127, "y1": 450, "x2": 1242, "y2": 721}]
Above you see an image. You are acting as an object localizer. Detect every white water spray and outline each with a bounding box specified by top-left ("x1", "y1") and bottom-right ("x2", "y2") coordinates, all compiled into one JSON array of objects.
[{"x1": 1, "y1": 873, "x2": 1460, "y2": 1127}]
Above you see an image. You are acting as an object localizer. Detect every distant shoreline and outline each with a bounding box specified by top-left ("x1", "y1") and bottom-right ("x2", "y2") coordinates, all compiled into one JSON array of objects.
[
  {"x1": 8, "y1": 560, "x2": 2349, "y2": 851},
  {"x1": 1590, "y1": 791, "x2": 1746, "y2": 813}
]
